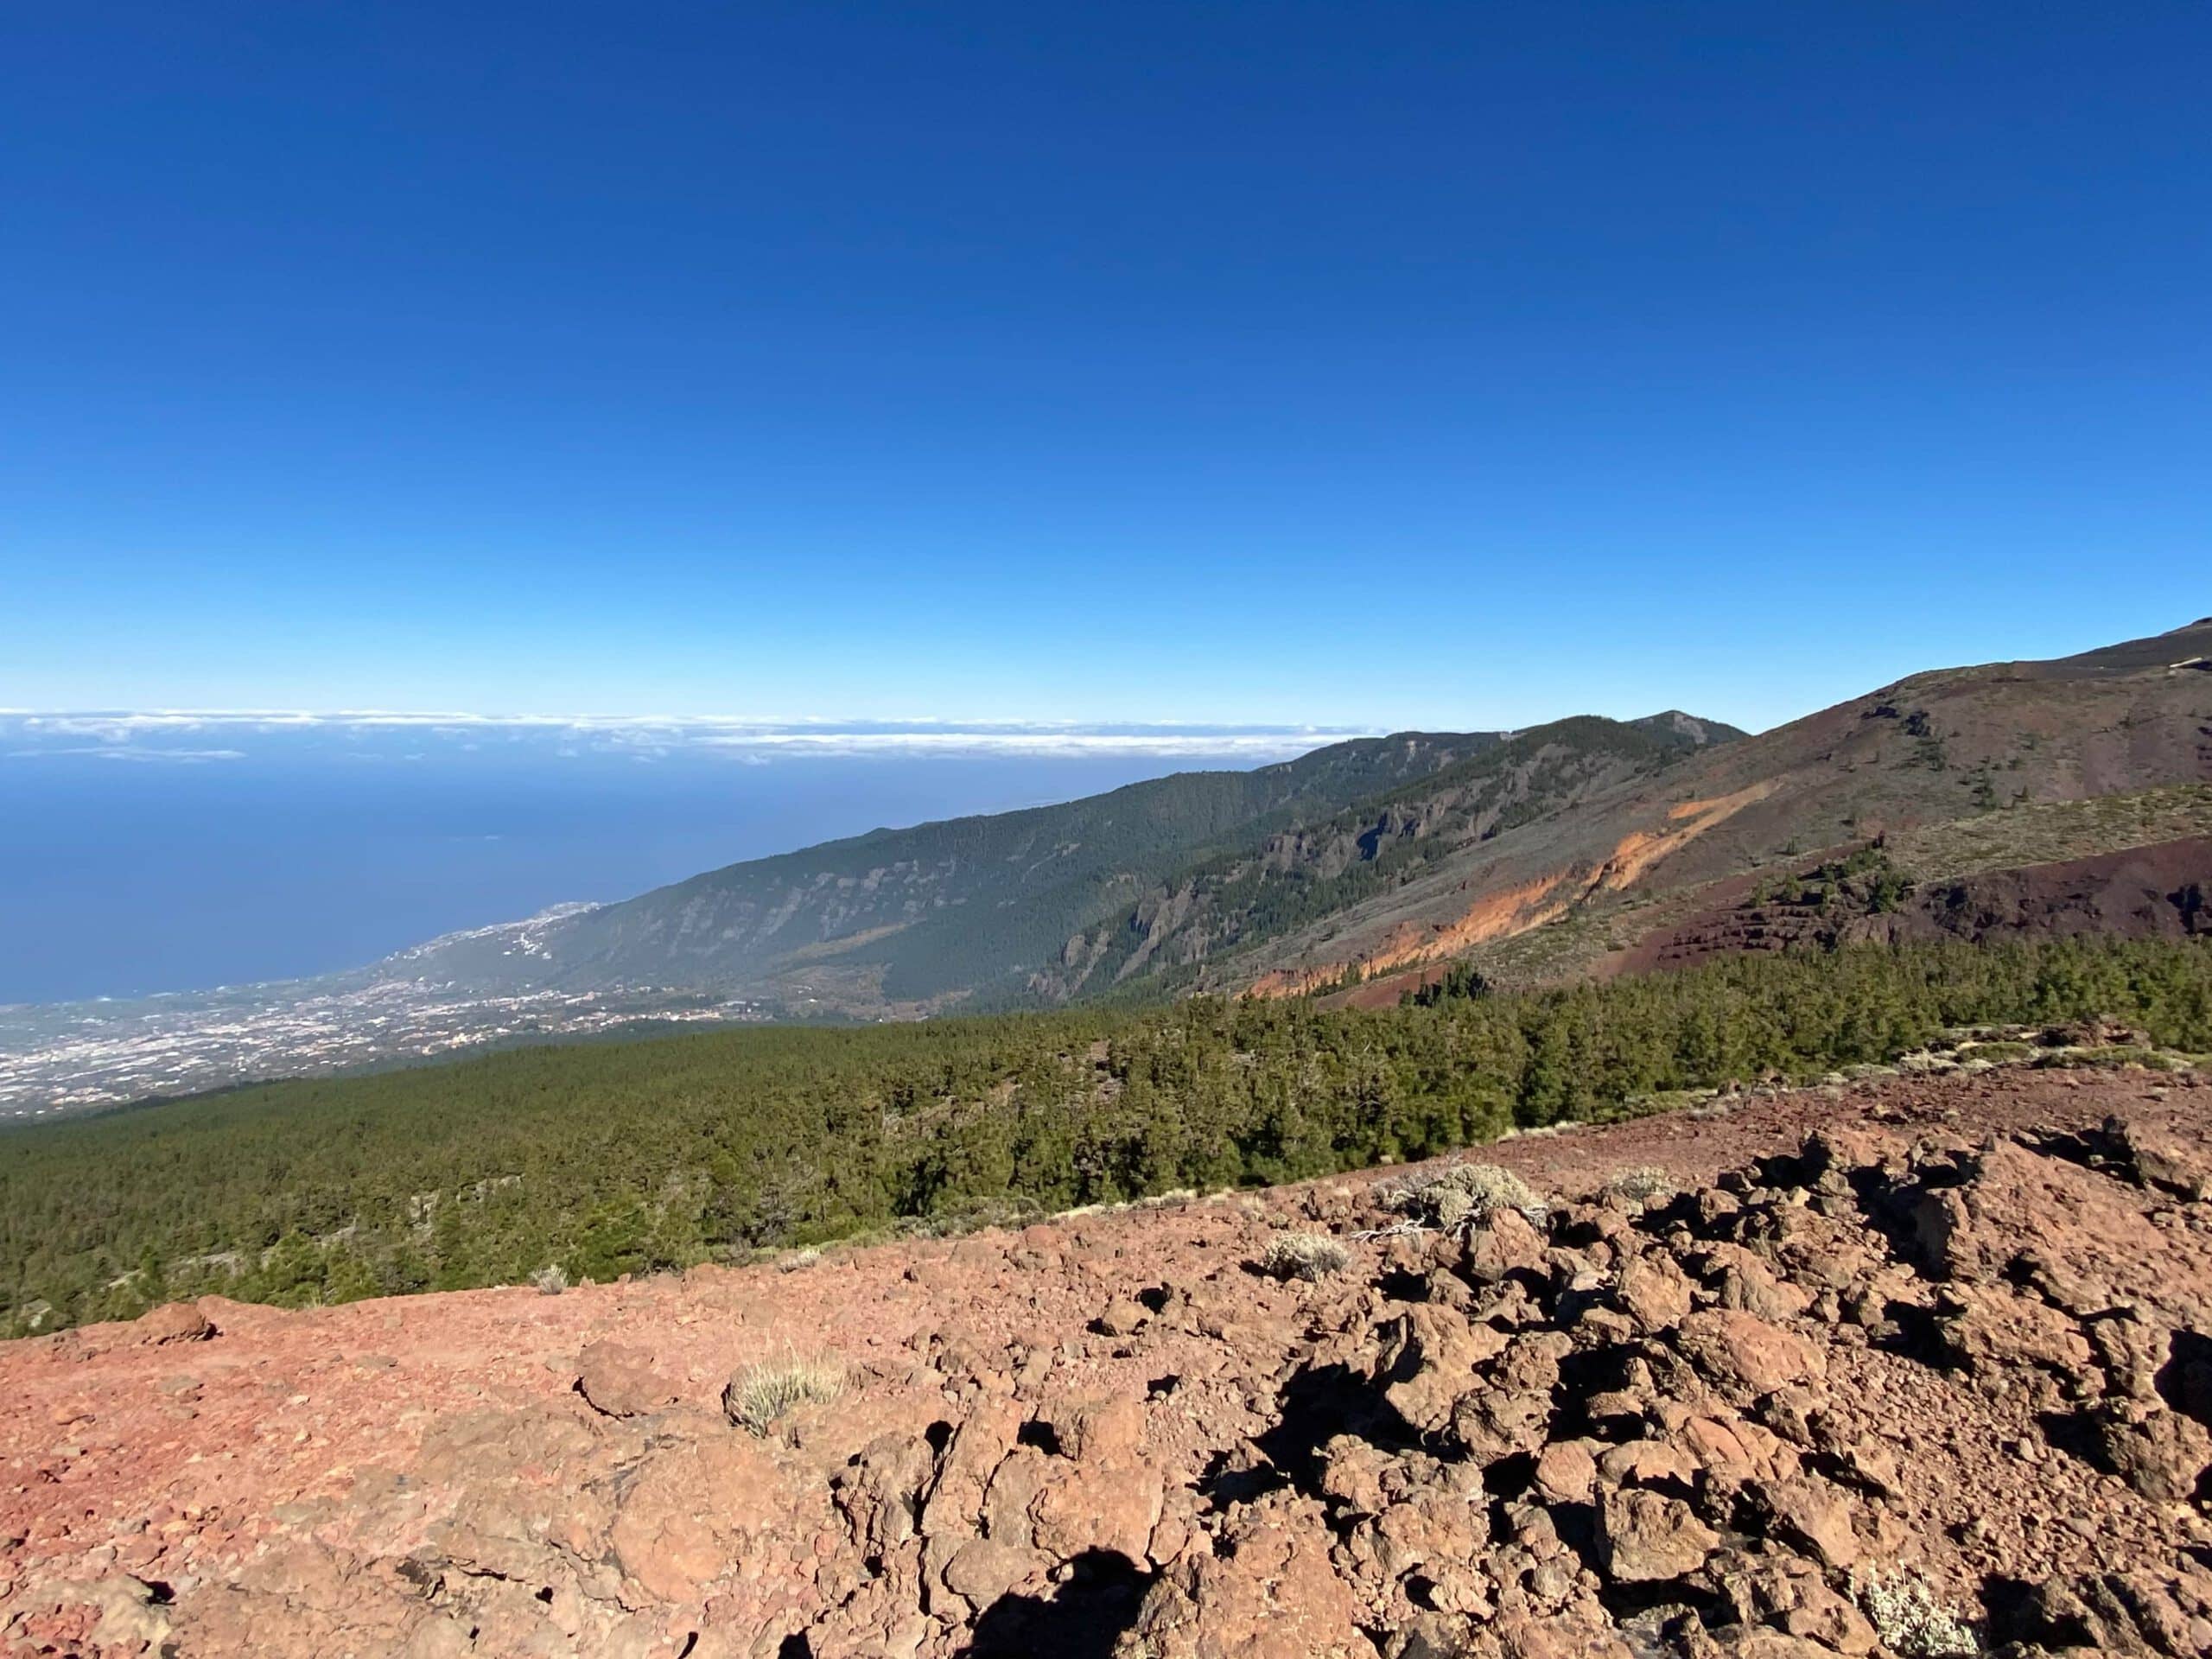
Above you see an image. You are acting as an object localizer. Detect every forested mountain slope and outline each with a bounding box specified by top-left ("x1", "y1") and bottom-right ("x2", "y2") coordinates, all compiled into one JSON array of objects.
[
  {"x1": 391, "y1": 620, "x2": 2210, "y2": 1018},
  {"x1": 397, "y1": 717, "x2": 1738, "y2": 1011},
  {"x1": 9, "y1": 934, "x2": 2209, "y2": 1334}
]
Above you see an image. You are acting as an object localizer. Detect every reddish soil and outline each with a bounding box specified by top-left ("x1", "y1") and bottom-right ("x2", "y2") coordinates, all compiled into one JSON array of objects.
[
  {"x1": 1613, "y1": 836, "x2": 2212, "y2": 979},
  {"x1": 1890, "y1": 836, "x2": 2212, "y2": 944},
  {"x1": 5, "y1": 1066, "x2": 2212, "y2": 1657}
]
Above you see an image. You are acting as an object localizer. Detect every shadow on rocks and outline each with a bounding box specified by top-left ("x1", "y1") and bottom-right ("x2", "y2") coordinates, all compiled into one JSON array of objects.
[
  {"x1": 1268, "y1": 1362, "x2": 1421, "y2": 1495},
  {"x1": 2156, "y1": 1327, "x2": 2212, "y2": 1427},
  {"x1": 963, "y1": 1549, "x2": 1156, "y2": 1658}
]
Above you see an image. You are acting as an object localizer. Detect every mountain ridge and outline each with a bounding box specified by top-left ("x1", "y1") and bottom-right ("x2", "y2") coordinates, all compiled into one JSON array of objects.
[
  {"x1": 396, "y1": 710, "x2": 1743, "y2": 1010},
  {"x1": 376, "y1": 617, "x2": 2212, "y2": 1018},
  {"x1": 1244, "y1": 621, "x2": 2212, "y2": 1000}
]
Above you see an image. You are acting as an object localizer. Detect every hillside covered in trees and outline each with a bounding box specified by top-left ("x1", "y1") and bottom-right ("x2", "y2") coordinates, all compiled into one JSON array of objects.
[
  {"x1": 376, "y1": 620, "x2": 2211, "y2": 1020},
  {"x1": 392, "y1": 713, "x2": 1738, "y2": 1013},
  {"x1": 5, "y1": 936, "x2": 2207, "y2": 1336}
]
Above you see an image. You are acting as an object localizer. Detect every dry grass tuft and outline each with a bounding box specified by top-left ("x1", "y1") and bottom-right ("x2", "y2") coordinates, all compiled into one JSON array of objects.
[{"x1": 724, "y1": 1352, "x2": 845, "y2": 1435}]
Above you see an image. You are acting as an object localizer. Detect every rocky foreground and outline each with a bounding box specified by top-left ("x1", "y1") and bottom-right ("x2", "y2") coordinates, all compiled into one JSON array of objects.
[{"x1": 5, "y1": 1066, "x2": 2212, "y2": 1657}]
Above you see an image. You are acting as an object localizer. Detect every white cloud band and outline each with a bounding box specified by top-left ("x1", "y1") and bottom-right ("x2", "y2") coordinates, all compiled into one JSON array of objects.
[{"x1": 0, "y1": 712, "x2": 1376, "y2": 763}]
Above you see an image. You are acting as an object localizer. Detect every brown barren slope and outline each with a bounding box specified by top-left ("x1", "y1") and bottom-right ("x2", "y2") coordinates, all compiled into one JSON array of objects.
[
  {"x1": 7, "y1": 1064, "x2": 2212, "y2": 1657},
  {"x1": 1221, "y1": 621, "x2": 2212, "y2": 998},
  {"x1": 1611, "y1": 835, "x2": 2212, "y2": 978}
]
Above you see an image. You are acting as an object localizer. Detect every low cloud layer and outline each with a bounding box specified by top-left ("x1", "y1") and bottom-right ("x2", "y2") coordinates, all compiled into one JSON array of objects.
[{"x1": 0, "y1": 712, "x2": 1374, "y2": 764}]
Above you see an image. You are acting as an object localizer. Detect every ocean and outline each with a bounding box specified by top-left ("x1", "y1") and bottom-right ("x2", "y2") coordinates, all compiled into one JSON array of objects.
[{"x1": 0, "y1": 717, "x2": 1342, "y2": 1005}]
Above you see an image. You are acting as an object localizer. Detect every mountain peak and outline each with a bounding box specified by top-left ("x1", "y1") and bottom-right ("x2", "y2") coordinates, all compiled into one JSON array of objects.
[{"x1": 1630, "y1": 710, "x2": 1748, "y2": 746}]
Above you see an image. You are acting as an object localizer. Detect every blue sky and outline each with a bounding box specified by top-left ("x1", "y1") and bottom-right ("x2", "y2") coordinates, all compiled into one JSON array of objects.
[{"x1": 3, "y1": 2, "x2": 2206, "y2": 734}]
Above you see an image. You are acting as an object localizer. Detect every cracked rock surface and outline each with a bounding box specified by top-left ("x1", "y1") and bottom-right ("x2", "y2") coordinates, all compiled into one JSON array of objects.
[{"x1": 4, "y1": 1065, "x2": 2211, "y2": 1656}]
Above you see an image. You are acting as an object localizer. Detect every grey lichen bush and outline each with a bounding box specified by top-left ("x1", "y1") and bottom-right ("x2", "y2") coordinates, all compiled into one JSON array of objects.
[
  {"x1": 1257, "y1": 1232, "x2": 1351, "y2": 1281},
  {"x1": 1852, "y1": 1568, "x2": 1978, "y2": 1657},
  {"x1": 1376, "y1": 1161, "x2": 1546, "y2": 1229},
  {"x1": 723, "y1": 1352, "x2": 845, "y2": 1435},
  {"x1": 1600, "y1": 1165, "x2": 1675, "y2": 1207}
]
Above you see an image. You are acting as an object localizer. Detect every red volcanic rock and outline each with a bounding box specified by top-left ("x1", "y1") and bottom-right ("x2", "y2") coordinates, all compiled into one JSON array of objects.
[
  {"x1": 609, "y1": 1433, "x2": 785, "y2": 1602},
  {"x1": 1753, "y1": 1474, "x2": 1860, "y2": 1570},
  {"x1": 7, "y1": 1065, "x2": 2212, "y2": 1657},
  {"x1": 2090, "y1": 1403, "x2": 2212, "y2": 1503},
  {"x1": 1614, "y1": 1254, "x2": 1694, "y2": 1332},
  {"x1": 1094, "y1": 1296, "x2": 1149, "y2": 1337},
  {"x1": 1675, "y1": 1308, "x2": 1827, "y2": 1397},
  {"x1": 1599, "y1": 1488, "x2": 1719, "y2": 1582},
  {"x1": 575, "y1": 1337, "x2": 680, "y2": 1417},
  {"x1": 1118, "y1": 1493, "x2": 1367, "y2": 1659},
  {"x1": 1531, "y1": 1439, "x2": 1597, "y2": 1506},
  {"x1": 2109, "y1": 1110, "x2": 2212, "y2": 1200},
  {"x1": 131, "y1": 1301, "x2": 214, "y2": 1345}
]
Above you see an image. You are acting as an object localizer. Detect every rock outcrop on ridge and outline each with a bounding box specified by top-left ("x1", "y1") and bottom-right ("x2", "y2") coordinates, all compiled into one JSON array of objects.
[{"x1": 4, "y1": 1065, "x2": 2211, "y2": 1656}]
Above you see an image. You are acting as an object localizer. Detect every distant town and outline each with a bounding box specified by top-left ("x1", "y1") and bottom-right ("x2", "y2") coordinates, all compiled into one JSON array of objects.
[{"x1": 0, "y1": 977, "x2": 768, "y2": 1119}]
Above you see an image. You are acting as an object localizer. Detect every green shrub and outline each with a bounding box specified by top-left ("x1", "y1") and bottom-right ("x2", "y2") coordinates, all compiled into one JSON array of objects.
[{"x1": 1852, "y1": 1569, "x2": 1977, "y2": 1657}]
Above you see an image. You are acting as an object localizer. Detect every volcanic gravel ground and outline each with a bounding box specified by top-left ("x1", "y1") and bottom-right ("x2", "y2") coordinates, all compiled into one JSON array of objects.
[{"x1": 4, "y1": 1064, "x2": 2211, "y2": 1656}]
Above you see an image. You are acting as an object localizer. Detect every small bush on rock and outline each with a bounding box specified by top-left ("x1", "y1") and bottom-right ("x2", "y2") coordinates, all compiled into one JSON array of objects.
[
  {"x1": 1853, "y1": 1568, "x2": 1978, "y2": 1657},
  {"x1": 1258, "y1": 1233, "x2": 1350, "y2": 1281},
  {"x1": 1138, "y1": 1187, "x2": 1198, "y2": 1209},
  {"x1": 724, "y1": 1353, "x2": 844, "y2": 1435},
  {"x1": 1377, "y1": 1161, "x2": 1546, "y2": 1229}
]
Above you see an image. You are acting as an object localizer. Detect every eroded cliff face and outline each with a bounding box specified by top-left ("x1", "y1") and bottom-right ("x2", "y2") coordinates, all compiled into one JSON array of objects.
[
  {"x1": 1046, "y1": 733, "x2": 1702, "y2": 1003},
  {"x1": 1243, "y1": 783, "x2": 1783, "y2": 999},
  {"x1": 7, "y1": 1064, "x2": 2212, "y2": 1658}
]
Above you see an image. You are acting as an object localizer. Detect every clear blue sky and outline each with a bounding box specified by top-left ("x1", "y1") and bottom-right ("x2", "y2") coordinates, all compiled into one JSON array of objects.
[{"x1": 3, "y1": 2, "x2": 2205, "y2": 733}]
